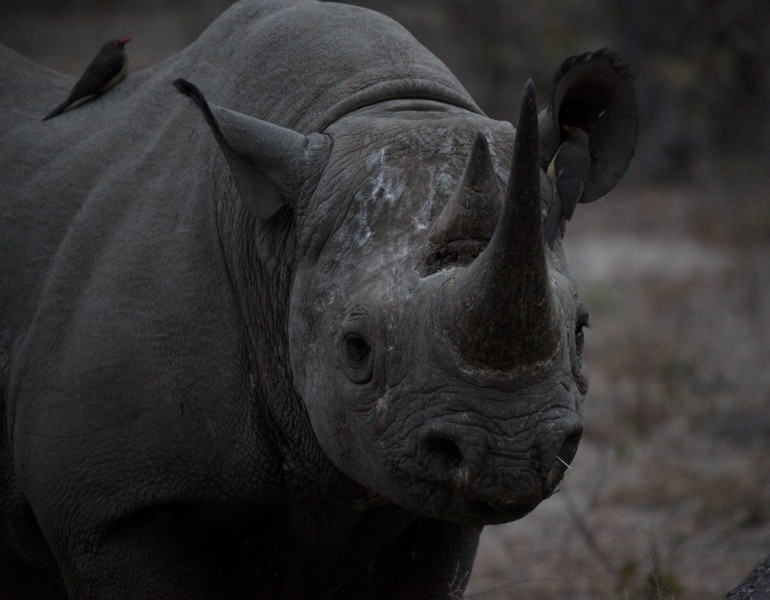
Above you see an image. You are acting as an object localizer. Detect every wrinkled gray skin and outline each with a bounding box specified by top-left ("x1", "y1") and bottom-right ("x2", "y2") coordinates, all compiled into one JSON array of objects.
[
  {"x1": 725, "y1": 554, "x2": 770, "y2": 599},
  {"x1": 0, "y1": 1, "x2": 637, "y2": 598}
]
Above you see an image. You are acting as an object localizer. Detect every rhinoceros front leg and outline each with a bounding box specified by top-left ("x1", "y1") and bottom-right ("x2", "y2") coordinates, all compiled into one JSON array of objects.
[
  {"x1": 52, "y1": 505, "x2": 258, "y2": 600},
  {"x1": 56, "y1": 513, "x2": 479, "y2": 600}
]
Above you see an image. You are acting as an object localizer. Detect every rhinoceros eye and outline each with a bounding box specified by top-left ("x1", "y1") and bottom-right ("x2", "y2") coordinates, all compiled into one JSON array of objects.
[
  {"x1": 345, "y1": 333, "x2": 371, "y2": 365},
  {"x1": 343, "y1": 333, "x2": 374, "y2": 384},
  {"x1": 340, "y1": 308, "x2": 374, "y2": 384},
  {"x1": 575, "y1": 310, "x2": 589, "y2": 354}
]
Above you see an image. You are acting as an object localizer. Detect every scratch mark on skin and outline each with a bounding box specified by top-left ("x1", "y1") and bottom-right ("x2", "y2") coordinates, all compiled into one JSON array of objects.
[
  {"x1": 374, "y1": 394, "x2": 388, "y2": 417},
  {"x1": 454, "y1": 466, "x2": 470, "y2": 487},
  {"x1": 370, "y1": 148, "x2": 386, "y2": 196},
  {"x1": 370, "y1": 147, "x2": 399, "y2": 207},
  {"x1": 411, "y1": 216, "x2": 428, "y2": 232},
  {"x1": 355, "y1": 148, "x2": 388, "y2": 247}
]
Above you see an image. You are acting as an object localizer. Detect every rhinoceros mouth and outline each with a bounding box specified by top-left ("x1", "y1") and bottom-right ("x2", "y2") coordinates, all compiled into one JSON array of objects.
[
  {"x1": 385, "y1": 452, "x2": 550, "y2": 525},
  {"x1": 467, "y1": 497, "x2": 541, "y2": 523},
  {"x1": 415, "y1": 481, "x2": 546, "y2": 526},
  {"x1": 450, "y1": 466, "x2": 554, "y2": 525}
]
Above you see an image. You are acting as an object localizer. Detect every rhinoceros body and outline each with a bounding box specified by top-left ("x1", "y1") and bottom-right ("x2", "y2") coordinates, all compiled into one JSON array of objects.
[{"x1": 0, "y1": 1, "x2": 637, "y2": 598}]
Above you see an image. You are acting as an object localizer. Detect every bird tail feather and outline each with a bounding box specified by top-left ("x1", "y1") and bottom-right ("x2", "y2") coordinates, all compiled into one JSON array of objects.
[
  {"x1": 42, "y1": 100, "x2": 71, "y2": 121},
  {"x1": 543, "y1": 205, "x2": 561, "y2": 249}
]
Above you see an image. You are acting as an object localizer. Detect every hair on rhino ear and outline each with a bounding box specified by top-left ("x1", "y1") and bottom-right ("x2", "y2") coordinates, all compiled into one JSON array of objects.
[
  {"x1": 538, "y1": 49, "x2": 638, "y2": 203},
  {"x1": 173, "y1": 78, "x2": 331, "y2": 220},
  {"x1": 174, "y1": 78, "x2": 229, "y2": 146}
]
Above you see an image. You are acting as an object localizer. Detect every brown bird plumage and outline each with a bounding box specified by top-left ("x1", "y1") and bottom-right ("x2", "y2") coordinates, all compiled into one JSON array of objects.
[
  {"x1": 543, "y1": 125, "x2": 591, "y2": 249},
  {"x1": 42, "y1": 37, "x2": 131, "y2": 121}
]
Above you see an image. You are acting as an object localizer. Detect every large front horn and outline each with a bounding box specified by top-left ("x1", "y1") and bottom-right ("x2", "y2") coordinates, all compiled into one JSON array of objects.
[{"x1": 438, "y1": 80, "x2": 558, "y2": 370}]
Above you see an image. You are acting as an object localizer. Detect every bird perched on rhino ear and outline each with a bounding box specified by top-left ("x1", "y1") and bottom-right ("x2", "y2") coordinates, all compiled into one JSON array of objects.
[
  {"x1": 42, "y1": 37, "x2": 131, "y2": 121},
  {"x1": 543, "y1": 124, "x2": 591, "y2": 249}
]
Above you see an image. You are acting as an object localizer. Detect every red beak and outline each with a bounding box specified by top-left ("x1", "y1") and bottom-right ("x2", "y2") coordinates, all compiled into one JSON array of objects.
[{"x1": 122, "y1": 37, "x2": 132, "y2": 44}]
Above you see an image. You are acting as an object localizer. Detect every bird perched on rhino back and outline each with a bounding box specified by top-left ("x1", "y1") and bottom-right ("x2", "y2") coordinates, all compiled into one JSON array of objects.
[
  {"x1": 42, "y1": 37, "x2": 131, "y2": 121},
  {"x1": 544, "y1": 124, "x2": 591, "y2": 248}
]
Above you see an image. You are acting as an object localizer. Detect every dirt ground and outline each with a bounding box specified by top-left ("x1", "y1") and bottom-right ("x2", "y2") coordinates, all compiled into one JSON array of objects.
[{"x1": 466, "y1": 173, "x2": 770, "y2": 599}]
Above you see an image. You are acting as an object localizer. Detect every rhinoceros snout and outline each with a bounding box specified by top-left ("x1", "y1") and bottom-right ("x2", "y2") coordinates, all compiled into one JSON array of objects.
[{"x1": 414, "y1": 417, "x2": 582, "y2": 520}]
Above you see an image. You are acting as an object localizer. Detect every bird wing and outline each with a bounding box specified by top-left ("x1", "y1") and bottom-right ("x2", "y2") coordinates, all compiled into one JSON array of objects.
[
  {"x1": 556, "y1": 172, "x2": 585, "y2": 222},
  {"x1": 69, "y1": 50, "x2": 125, "y2": 100}
]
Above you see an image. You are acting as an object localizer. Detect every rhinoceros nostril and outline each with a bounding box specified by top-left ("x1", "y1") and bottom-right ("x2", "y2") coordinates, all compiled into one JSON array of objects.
[
  {"x1": 555, "y1": 429, "x2": 582, "y2": 469},
  {"x1": 422, "y1": 434, "x2": 464, "y2": 472}
]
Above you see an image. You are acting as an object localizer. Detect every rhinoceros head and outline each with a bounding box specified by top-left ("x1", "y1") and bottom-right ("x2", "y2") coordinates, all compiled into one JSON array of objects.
[{"x1": 176, "y1": 50, "x2": 637, "y2": 525}]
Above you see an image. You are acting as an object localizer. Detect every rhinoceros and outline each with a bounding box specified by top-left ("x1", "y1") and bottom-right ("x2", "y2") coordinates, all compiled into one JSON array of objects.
[{"x1": 0, "y1": 0, "x2": 637, "y2": 598}]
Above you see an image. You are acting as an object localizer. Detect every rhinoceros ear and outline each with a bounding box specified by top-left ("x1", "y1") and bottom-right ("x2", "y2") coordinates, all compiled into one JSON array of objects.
[
  {"x1": 538, "y1": 50, "x2": 638, "y2": 203},
  {"x1": 174, "y1": 79, "x2": 330, "y2": 219}
]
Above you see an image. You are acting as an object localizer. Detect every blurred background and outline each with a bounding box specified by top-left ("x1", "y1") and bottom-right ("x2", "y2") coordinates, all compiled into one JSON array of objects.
[{"x1": 2, "y1": 1, "x2": 769, "y2": 598}]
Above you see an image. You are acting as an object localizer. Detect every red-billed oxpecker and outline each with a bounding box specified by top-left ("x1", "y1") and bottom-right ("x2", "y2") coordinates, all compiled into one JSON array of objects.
[
  {"x1": 42, "y1": 38, "x2": 131, "y2": 121},
  {"x1": 543, "y1": 124, "x2": 591, "y2": 249}
]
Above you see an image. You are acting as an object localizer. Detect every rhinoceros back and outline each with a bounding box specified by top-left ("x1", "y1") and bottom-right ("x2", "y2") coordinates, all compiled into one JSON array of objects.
[
  {"x1": 0, "y1": 0, "x2": 482, "y2": 337},
  {"x1": 172, "y1": 0, "x2": 482, "y2": 131}
]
